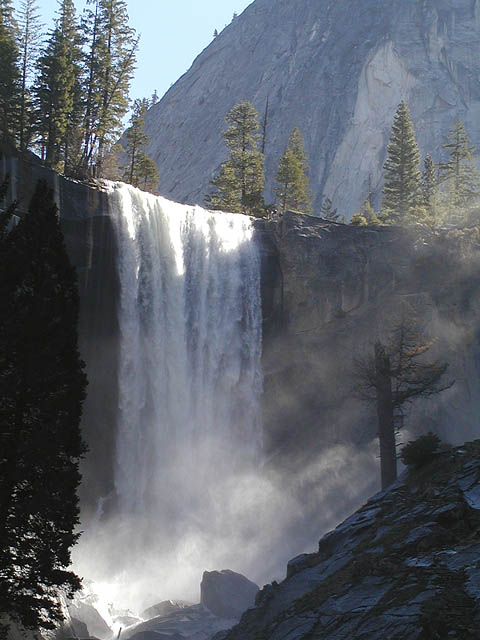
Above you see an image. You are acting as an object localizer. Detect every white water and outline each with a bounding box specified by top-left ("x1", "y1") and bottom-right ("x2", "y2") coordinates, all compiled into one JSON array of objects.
[{"x1": 75, "y1": 182, "x2": 263, "y2": 610}]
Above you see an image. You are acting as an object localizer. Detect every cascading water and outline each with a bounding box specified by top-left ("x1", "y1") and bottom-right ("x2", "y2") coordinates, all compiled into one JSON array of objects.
[{"x1": 75, "y1": 182, "x2": 263, "y2": 610}]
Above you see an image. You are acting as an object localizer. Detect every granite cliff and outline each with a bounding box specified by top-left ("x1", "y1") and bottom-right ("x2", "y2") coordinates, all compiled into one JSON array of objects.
[
  {"x1": 4, "y1": 153, "x2": 480, "y2": 571},
  {"x1": 142, "y1": 0, "x2": 480, "y2": 217}
]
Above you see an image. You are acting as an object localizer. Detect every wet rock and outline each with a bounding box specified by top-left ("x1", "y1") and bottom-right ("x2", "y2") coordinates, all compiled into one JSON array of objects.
[
  {"x1": 219, "y1": 441, "x2": 480, "y2": 640},
  {"x1": 200, "y1": 570, "x2": 259, "y2": 619}
]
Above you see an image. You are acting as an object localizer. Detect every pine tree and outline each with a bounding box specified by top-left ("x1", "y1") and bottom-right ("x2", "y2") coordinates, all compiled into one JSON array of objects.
[
  {"x1": 205, "y1": 160, "x2": 241, "y2": 212},
  {"x1": 381, "y1": 101, "x2": 422, "y2": 222},
  {"x1": 122, "y1": 97, "x2": 148, "y2": 185},
  {"x1": 275, "y1": 127, "x2": 311, "y2": 214},
  {"x1": 351, "y1": 199, "x2": 381, "y2": 225},
  {"x1": 0, "y1": 0, "x2": 21, "y2": 142},
  {"x1": 0, "y1": 180, "x2": 87, "y2": 636},
  {"x1": 355, "y1": 314, "x2": 452, "y2": 489},
  {"x1": 136, "y1": 151, "x2": 159, "y2": 192},
  {"x1": 422, "y1": 154, "x2": 437, "y2": 208},
  {"x1": 439, "y1": 121, "x2": 479, "y2": 222},
  {"x1": 81, "y1": 0, "x2": 137, "y2": 175},
  {"x1": 35, "y1": 0, "x2": 83, "y2": 170},
  {"x1": 16, "y1": 0, "x2": 43, "y2": 152},
  {"x1": 207, "y1": 101, "x2": 265, "y2": 216},
  {"x1": 320, "y1": 197, "x2": 338, "y2": 221}
]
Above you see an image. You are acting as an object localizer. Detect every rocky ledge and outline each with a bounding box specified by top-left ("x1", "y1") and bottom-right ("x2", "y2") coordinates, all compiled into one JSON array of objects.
[{"x1": 215, "y1": 441, "x2": 480, "y2": 640}]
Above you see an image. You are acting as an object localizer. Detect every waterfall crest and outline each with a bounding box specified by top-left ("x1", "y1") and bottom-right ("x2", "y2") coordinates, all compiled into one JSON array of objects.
[{"x1": 77, "y1": 182, "x2": 263, "y2": 608}]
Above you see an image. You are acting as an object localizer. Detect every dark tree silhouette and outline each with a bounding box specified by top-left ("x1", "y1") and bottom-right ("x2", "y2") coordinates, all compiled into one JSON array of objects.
[
  {"x1": 355, "y1": 315, "x2": 453, "y2": 489},
  {"x1": 0, "y1": 179, "x2": 87, "y2": 637}
]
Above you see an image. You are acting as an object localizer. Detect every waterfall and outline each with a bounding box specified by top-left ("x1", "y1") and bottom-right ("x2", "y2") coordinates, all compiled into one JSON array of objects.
[{"x1": 78, "y1": 182, "x2": 263, "y2": 608}]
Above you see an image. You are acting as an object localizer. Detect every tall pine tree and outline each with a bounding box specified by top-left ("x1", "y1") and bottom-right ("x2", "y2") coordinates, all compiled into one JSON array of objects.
[
  {"x1": 207, "y1": 101, "x2": 264, "y2": 216},
  {"x1": 439, "y1": 121, "x2": 479, "y2": 222},
  {"x1": 275, "y1": 127, "x2": 312, "y2": 214},
  {"x1": 81, "y1": 0, "x2": 137, "y2": 174},
  {"x1": 122, "y1": 97, "x2": 159, "y2": 191},
  {"x1": 35, "y1": 0, "x2": 83, "y2": 171},
  {"x1": 16, "y1": 0, "x2": 43, "y2": 152},
  {"x1": 0, "y1": 0, "x2": 21, "y2": 143},
  {"x1": 0, "y1": 180, "x2": 87, "y2": 636},
  {"x1": 381, "y1": 101, "x2": 422, "y2": 222}
]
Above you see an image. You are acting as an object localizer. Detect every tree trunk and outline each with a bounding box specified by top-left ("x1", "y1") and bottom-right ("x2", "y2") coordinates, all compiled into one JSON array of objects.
[{"x1": 374, "y1": 342, "x2": 397, "y2": 489}]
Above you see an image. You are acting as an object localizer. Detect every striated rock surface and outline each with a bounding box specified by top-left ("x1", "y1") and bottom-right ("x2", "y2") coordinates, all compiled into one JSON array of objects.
[
  {"x1": 216, "y1": 441, "x2": 480, "y2": 640},
  {"x1": 143, "y1": 0, "x2": 480, "y2": 217}
]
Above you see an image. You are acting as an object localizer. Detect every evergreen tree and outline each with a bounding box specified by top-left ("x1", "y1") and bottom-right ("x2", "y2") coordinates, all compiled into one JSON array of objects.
[
  {"x1": 136, "y1": 151, "x2": 159, "y2": 192},
  {"x1": 0, "y1": 180, "x2": 87, "y2": 636},
  {"x1": 381, "y1": 101, "x2": 422, "y2": 222},
  {"x1": 439, "y1": 121, "x2": 479, "y2": 222},
  {"x1": 35, "y1": 0, "x2": 83, "y2": 171},
  {"x1": 207, "y1": 101, "x2": 265, "y2": 216},
  {"x1": 16, "y1": 0, "x2": 43, "y2": 152},
  {"x1": 205, "y1": 160, "x2": 241, "y2": 212},
  {"x1": 275, "y1": 127, "x2": 311, "y2": 214},
  {"x1": 123, "y1": 97, "x2": 148, "y2": 184},
  {"x1": 355, "y1": 314, "x2": 452, "y2": 489},
  {"x1": 351, "y1": 199, "x2": 381, "y2": 225},
  {"x1": 81, "y1": 0, "x2": 137, "y2": 174},
  {"x1": 0, "y1": 0, "x2": 21, "y2": 142},
  {"x1": 320, "y1": 197, "x2": 338, "y2": 221},
  {"x1": 422, "y1": 154, "x2": 437, "y2": 208}
]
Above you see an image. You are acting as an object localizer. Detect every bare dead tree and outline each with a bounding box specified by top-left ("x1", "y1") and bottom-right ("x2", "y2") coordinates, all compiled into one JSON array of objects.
[{"x1": 354, "y1": 315, "x2": 453, "y2": 489}]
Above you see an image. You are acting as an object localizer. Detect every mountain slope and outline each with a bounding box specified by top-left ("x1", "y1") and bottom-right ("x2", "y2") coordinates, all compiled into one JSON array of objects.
[
  {"x1": 215, "y1": 441, "x2": 480, "y2": 640},
  {"x1": 144, "y1": 0, "x2": 480, "y2": 217}
]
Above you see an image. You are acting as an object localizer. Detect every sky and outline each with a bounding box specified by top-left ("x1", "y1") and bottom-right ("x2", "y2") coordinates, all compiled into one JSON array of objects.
[{"x1": 20, "y1": 0, "x2": 254, "y2": 102}]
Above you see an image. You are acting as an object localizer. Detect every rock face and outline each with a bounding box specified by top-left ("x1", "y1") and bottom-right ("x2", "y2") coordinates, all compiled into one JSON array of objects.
[
  {"x1": 200, "y1": 570, "x2": 259, "y2": 619},
  {"x1": 262, "y1": 212, "x2": 480, "y2": 460},
  {"x1": 143, "y1": 0, "x2": 480, "y2": 217},
  {"x1": 216, "y1": 441, "x2": 480, "y2": 640}
]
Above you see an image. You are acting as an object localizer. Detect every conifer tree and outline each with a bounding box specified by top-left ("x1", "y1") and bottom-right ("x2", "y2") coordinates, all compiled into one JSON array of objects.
[
  {"x1": 16, "y1": 0, "x2": 43, "y2": 152},
  {"x1": 136, "y1": 151, "x2": 159, "y2": 192},
  {"x1": 35, "y1": 0, "x2": 83, "y2": 171},
  {"x1": 439, "y1": 121, "x2": 479, "y2": 221},
  {"x1": 0, "y1": 0, "x2": 21, "y2": 142},
  {"x1": 275, "y1": 127, "x2": 311, "y2": 214},
  {"x1": 320, "y1": 197, "x2": 338, "y2": 221},
  {"x1": 207, "y1": 101, "x2": 265, "y2": 216},
  {"x1": 0, "y1": 180, "x2": 87, "y2": 636},
  {"x1": 81, "y1": 0, "x2": 137, "y2": 174},
  {"x1": 381, "y1": 101, "x2": 422, "y2": 222},
  {"x1": 205, "y1": 161, "x2": 241, "y2": 212},
  {"x1": 123, "y1": 98, "x2": 148, "y2": 184},
  {"x1": 422, "y1": 154, "x2": 437, "y2": 208}
]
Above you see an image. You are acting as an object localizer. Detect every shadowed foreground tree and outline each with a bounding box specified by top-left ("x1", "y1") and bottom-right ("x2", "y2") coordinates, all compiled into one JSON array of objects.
[
  {"x1": 0, "y1": 179, "x2": 87, "y2": 637},
  {"x1": 355, "y1": 316, "x2": 452, "y2": 489}
]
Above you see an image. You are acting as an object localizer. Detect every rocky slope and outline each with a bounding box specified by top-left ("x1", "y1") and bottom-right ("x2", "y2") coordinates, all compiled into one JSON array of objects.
[
  {"x1": 215, "y1": 440, "x2": 480, "y2": 640},
  {"x1": 142, "y1": 0, "x2": 480, "y2": 217}
]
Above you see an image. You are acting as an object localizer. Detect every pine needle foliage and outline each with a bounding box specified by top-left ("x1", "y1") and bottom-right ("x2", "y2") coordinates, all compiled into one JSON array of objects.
[
  {"x1": 207, "y1": 101, "x2": 265, "y2": 217},
  {"x1": 439, "y1": 121, "x2": 480, "y2": 223},
  {"x1": 381, "y1": 101, "x2": 422, "y2": 222},
  {"x1": 275, "y1": 127, "x2": 312, "y2": 214},
  {"x1": 0, "y1": 0, "x2": 21, "y2": 142}
]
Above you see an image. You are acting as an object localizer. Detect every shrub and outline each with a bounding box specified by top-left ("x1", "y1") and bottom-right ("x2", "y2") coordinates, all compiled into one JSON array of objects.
[{"x1": 400, "y1": 432, "x2": 442, "y2": 469}]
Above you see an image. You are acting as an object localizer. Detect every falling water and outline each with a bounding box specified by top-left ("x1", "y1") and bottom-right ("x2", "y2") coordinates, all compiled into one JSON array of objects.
[{"x1": 76, "y1": 182, "x2": 263, "y2": 609}]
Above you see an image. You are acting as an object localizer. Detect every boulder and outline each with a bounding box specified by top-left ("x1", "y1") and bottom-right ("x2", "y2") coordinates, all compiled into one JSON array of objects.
[
  {"x1": 200, "y1": 570, "x2": 259, "y2": 619},
  {"x1": 140, "y1": 600, "x2": 192, "y2": 621}
]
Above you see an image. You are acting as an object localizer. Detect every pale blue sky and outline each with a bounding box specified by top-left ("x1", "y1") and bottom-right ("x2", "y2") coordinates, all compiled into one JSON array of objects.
[{"x1": 19, "y1": 0, "x2": 253, "y2": 102}]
